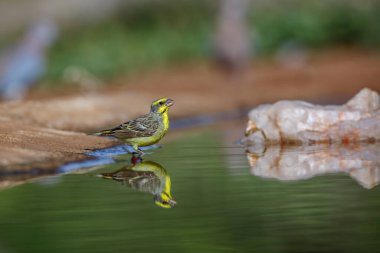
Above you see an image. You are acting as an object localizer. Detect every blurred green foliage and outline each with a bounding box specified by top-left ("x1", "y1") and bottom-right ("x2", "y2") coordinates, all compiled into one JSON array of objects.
[
  {"x1": 44, "y1": 1, "x2": 380, "y2": 82},
  {"x1": 253, "y1": 2, "x2": 380, "y2": 54},
  {"x1": 46, "y1": 1, "x2": 214, "y2": 81}
]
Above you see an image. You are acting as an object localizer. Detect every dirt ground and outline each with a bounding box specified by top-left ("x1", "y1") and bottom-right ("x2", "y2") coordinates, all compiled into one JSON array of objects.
[{"x1": 1, "y1": 48, "x2": 380, "y2": 174}]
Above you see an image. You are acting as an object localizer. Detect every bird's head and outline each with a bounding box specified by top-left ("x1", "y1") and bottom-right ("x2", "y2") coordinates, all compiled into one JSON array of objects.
[
  {"x1": 150, "y1": 98, "x2": 174, "y2": 114},
  {"x1": 154, "y1": 192, "x2": 177, "y2": 209}
]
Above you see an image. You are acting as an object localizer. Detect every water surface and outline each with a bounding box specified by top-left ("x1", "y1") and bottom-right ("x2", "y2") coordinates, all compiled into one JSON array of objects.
[{"x1": 0, "y1": 130, "x2": 379, "y2": 253}]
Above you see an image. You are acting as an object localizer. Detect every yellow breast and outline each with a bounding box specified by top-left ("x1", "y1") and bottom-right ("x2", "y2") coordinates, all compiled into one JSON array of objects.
[{"x1": 161, "y1": 111, "x2": 170, "y2": 133}]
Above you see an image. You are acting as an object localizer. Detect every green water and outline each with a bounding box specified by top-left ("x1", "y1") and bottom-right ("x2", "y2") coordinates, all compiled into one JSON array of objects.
[{"x1": 0, "y1": 131, "x2": 379, "y2": 253}]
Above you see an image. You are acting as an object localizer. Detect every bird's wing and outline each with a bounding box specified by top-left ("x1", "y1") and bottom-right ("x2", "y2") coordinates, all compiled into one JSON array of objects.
[
  {"x1": 100, "y1": 114, "x2": 159, "y2": 139},
  {"x1": 128, "y1": 175, "x2": 161, "y2": 194}
]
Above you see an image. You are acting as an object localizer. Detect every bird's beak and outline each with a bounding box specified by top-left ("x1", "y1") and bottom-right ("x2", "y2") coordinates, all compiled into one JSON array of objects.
[
  {"x1": 167, "y1": 199, "x2": 177, "y2": 207},
  {"x1": 165, "y1": 99, "x2": 174, "y2": 107},
  {"x1": 154, "y1": 199, "x2": 177, "y2": 208}
]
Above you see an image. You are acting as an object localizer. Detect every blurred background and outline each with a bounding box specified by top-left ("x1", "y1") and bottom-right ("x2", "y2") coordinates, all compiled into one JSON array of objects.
[{"x1": 0, "y1": 0, "x2": 379, "y2": 103}]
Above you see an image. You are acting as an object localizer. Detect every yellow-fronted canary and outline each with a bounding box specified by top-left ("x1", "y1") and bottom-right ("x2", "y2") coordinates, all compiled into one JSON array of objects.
[{"x1": 95, "y1": 98, "x2": 174, "y2": 155}]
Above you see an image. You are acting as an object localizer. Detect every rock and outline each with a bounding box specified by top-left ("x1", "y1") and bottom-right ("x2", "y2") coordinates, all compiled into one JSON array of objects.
[
  {"x1": 246, "y1": 144, "x2": 380, "y2": 189},
  {"x1": 245, "y1": 88, "x2": 380, "y2": 144}
]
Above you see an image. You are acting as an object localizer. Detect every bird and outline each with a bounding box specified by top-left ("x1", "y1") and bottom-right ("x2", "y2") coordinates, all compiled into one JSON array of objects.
[
  {"x1": 99, "y1": 157, "x2": 176, "y2": 208},
  {"x1": 94, "y1": 98, "x2": 174, "y2": 156}
]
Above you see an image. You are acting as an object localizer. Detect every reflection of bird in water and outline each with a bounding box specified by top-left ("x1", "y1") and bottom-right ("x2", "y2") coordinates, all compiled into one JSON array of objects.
[
  {"x1": 0, "y1": 20, "x2": 57, "y2": 100},
  {"x1": 99, "y1": 158, "x2": 176, "y2": 208},
  {"x1": 94, "y1": 98, "x2": 174, "y2": 156}
]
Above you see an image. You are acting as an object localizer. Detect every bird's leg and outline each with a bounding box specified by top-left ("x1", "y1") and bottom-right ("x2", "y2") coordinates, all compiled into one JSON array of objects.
[
  {"x1": 137, "y1": 148, "x2": 146, "y2": 157},
  {"x1": 132, "y1": 144, "x2": 145, "y2": 157}
]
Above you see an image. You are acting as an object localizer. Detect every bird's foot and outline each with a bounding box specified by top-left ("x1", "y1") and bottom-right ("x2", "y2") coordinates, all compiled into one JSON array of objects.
[{"x1": 134, "y1": 150, "x2": 146, "y2": 157}]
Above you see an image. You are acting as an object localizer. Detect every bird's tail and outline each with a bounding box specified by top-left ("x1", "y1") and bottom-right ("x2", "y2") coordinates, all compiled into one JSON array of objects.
[
  {"x1": 92, "y1": 129, "x2": 114, "y2": 136},
  {"x1": 97, "y1": 173, "x2": 113, "y2": 179}
]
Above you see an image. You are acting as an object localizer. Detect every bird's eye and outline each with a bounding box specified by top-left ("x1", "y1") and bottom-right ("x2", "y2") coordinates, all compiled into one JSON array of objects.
[{"x1": 159, "y1": 101, "x2": 164, "y2": 105}]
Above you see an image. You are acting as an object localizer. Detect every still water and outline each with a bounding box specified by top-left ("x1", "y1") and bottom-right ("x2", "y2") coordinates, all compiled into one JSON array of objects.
[{"x1": 0, "y1": 129, "x2": 380, "y2": 253}]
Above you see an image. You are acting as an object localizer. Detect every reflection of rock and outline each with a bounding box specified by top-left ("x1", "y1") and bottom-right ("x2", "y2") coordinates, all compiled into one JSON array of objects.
[
  {"x1": 245, "y1": 88, "x2": 380, "y2": 144},
  {"x1": 246, "y1": 144, "x2": 380, "y2": 189},
  {"x1": 99, "y1": 159, "x2": 176, "y2": 208},
  {"x1": 349, "y1": 168, "x2": 380, "y2": 190}
]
